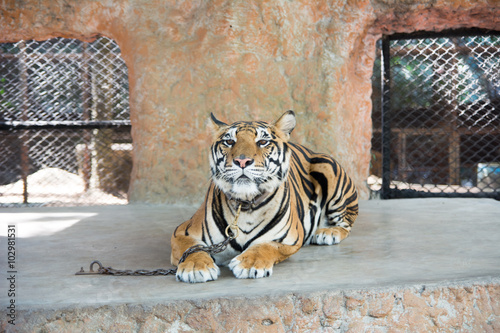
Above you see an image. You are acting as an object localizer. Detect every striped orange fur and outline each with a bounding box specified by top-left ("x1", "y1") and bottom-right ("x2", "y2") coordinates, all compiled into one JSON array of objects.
[{"x1": 171, "y1": 111, "x2": 358, "y2": 283}]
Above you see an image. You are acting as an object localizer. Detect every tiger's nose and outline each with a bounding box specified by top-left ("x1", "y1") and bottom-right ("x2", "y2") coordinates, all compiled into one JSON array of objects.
[{"x1": 233, "y1": 156, "x2": 254, "y2": 169}]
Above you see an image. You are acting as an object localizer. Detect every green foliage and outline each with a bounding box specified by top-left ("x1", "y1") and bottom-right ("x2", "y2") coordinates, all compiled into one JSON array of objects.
[
  {"x1": 373, "y1": 35, "x2": 500, "y2": 114},
  {"x1": 0, "y1": 77, "x2": 14, "y2": 109}
]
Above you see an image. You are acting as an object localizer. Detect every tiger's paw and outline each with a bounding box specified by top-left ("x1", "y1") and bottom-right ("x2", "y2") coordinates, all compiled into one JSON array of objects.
[
  {"x1": 176, "y1": 252, "x2": 220, "y2": 283},
  {"x1": 311, "y1": 227, "x2": 350, "y2": 245},
  {"x1": 228, "y1": 254, "x2": 273, "y2": 279}
]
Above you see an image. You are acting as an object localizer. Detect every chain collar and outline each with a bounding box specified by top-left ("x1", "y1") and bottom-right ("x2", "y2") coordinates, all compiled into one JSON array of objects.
[
  {"x1": 75, "y1": 204, "x2": 244, "y2": 277},
  {"x1": 226, "y1": 191, "x2": 269, "y2": 211}
]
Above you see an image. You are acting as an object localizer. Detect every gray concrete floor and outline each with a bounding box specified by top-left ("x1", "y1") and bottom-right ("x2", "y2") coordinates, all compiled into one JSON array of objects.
[{"x1": 1, "y1": 198, "x2": 499, "y2": 310}]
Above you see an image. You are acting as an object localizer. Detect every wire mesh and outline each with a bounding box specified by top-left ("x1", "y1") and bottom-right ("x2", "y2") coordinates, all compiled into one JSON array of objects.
[
  {"x1": 0, "y1": 37, "x2": 131, "y2": 207},
  {"x1": 370, "y1": 31, "x2": 500, "y2": 199}
]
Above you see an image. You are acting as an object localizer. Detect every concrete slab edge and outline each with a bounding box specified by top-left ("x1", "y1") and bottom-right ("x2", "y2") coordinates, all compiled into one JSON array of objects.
[{"x1": 2, "y1": 276, "x2": 499, "y2": 332}]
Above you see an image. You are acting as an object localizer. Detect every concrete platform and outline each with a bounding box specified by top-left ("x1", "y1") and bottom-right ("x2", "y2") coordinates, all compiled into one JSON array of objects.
[{"x1": 1, "y1": 198, "x2": 500, "y2": 332}]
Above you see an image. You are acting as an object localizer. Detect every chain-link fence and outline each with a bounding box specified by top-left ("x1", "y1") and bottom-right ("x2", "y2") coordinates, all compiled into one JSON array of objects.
[
  {"x1": 0, "y1": 37, "x2": 131, "y2": 207},
  {"x1": 370, "y1": 30, "x2": 500, "y2": 200}
]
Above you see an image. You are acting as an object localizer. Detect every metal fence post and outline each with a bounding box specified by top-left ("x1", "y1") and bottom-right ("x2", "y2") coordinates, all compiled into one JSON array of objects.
[
  {"x1": 19, "y1": 41, "x2": 29, "y2": 204},
  {"x1": 381, "y1": 36, "x2": 392, "y2": 199}
]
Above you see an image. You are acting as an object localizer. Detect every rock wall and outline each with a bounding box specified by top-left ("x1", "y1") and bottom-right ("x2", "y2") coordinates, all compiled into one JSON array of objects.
[
  {"x1": 5, "y1": 281, "x2": 500, "y2": 332},
  {"x1": 1, "y1": 0, "x2": 499, "y2": 203}
]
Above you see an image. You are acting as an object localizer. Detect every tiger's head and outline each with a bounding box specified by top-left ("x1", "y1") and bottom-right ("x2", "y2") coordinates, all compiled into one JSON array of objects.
[{"x1": 209, "y1": 111, "x2": 296, "y2": 202}]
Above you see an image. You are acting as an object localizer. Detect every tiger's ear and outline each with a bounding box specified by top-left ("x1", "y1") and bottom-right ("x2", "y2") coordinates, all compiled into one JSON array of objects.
[
  {"x1": 274, "y1": 110, "x2": 296, "y2": 138},
  {"x1": 209, "y1": 113, "x2": 228, "y2": 132}
]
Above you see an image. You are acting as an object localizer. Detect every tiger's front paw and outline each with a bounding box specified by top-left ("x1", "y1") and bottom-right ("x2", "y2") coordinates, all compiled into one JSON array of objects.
[
  {"x1": 176, "y1": 252, "x2": 220, "y2": 283},
  {"x1": 228, "y1": 253, "x2": 273, "y2": 279},
  {"x1": 311, "y1": 227, "x2": 350, "y2": 245}
]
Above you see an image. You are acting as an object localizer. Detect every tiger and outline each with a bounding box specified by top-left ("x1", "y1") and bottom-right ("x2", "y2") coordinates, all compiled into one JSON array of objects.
[{"x1": 171, "y1": 111, "x2": 358, "y2": 283}]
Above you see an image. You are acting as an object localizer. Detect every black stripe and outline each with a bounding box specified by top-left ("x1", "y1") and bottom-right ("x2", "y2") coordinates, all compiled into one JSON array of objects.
[
  {"x1": 289, "y1": 142, "x2": 315, "y2": 159},
  {"x1": 290, "y1": 150, "x2": 310, "y2": 174},
  {"x1": 310, "y1": 156, "x2": 336, "y2": 167},
  {"x1": 173, "y1": 225, "x2": 180, "y2": 237},
  {"x1": 229, "y1": 237, "x2": 244, "y2": 253},
  {"x1": 330, "y1": 172, "x2": 347, "y2": 207},
  {"x1": 292, "y1": 223, "x2": 301, "y2": 246},
  {"x1": 252, "y1": 188, "x2": 279, "y2": 210},
  {"x1": 244, "y1": 185, "x2": 290, "y2": 249},
  {"x1": 299, "y1": 170, "x2": 315, "y2": 199},
  {"x1": 202, "y1": 189, "x2": 214, "y2": 244},
  {"x1": 238, "y1": 219, "x2": 266, "y2": 235},
  {"x1": 211, "y1": 188, "x2": 228, "y2": 240},
  {"x1": 310, "y1": 171, "x2": 329, "y2": 209},
  {"x1": 274, "y1": 203, "x2": 294, "y2": 242},
  {"x1": 304, "y1": 204, "x2": 318, "y2": 244},
  {"x1": 344, "y1": 190, "x2": 358, "y2": 206},
  {"x1": 288, "y1": 173, "x2": 306, "y2": 223}
]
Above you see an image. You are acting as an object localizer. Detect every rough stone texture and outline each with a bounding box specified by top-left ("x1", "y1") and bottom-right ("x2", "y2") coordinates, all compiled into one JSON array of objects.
[
  {"x1": 3, "y1": 282, "x2": 499, "y2": 332},
  {"x1": 1, "y1": 1, "x2": 500, "y2": 203}
]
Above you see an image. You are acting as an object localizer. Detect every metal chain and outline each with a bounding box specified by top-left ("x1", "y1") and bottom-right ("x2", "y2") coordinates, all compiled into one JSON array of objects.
[{"x1": 75, "y1": 204, "x2": 242, "y2": 277}]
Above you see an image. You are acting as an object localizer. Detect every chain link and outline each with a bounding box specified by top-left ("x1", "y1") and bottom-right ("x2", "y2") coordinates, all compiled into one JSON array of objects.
[{"x1": 76, "y1": 205, "x2": 241, "y2": 277}]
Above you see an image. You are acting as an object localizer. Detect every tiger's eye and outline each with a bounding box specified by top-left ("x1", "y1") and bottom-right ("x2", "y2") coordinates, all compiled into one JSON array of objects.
[
  {"x1": 257, "y1": 140, "x2": 270, "y2": 147},
  {"x1": 224, "y1": 139, "x2": 235, "y2": 147}
]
